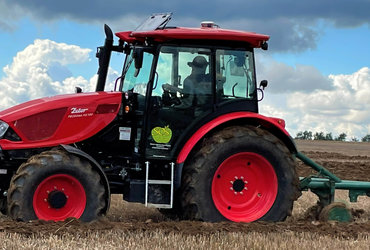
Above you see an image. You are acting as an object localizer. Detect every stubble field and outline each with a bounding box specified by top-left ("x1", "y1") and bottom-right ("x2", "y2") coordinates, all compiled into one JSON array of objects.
[{"x1": 0, "y1": 140, "x2": 369, "y2": 249}]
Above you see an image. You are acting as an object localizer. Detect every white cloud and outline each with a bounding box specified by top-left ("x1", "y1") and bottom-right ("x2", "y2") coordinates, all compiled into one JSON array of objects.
[
  {"x1": 260, "y1": 65, "x2": 370, "y2": 139},
  {"x1": 0, "y1": 39, "x2": 120, "y2": 111},
  {"x1": 0, "y1": 39, "x2": 92, "y2": 109}
]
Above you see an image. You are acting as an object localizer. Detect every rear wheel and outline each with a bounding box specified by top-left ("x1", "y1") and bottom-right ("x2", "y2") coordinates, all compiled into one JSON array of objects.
[
  {"x1": 0, "y1": 198, "x2": 6, "y2": 215},
  {"x1": 180, "y1": 126, "x2": 301, "y2": 222},
  {"x1": 7, "y1": 150, "x2": 106, "y2": 222}
]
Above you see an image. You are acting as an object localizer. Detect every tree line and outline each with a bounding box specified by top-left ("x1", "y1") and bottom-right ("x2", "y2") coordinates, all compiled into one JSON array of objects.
[{"x1": 295, "y1": 131, "x2": 370, "y2": 142}]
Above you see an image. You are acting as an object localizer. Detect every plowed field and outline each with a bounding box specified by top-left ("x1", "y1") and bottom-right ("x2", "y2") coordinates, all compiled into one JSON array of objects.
[{"x1": 0, "y1": 140, "x2": 369, "y2": 249}]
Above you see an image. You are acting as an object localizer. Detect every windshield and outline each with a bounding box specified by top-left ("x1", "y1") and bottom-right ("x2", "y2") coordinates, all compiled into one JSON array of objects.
[{"x1": 121, "y1": 49, "x2": 154, "y2": 95}]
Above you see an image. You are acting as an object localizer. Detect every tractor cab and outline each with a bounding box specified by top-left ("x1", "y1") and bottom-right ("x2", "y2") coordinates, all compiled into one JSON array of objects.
[{"x1": 97, "y1": 13, "x2": 270, "y2": 162}]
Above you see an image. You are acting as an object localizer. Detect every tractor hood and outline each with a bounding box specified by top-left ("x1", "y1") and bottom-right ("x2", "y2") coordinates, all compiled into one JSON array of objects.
[{"x1": 0, "y1": 92, "x2": 122, "y2": 150}]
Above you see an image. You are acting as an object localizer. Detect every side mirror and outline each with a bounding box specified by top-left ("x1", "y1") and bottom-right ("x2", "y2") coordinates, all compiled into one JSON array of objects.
[
  {"x1": 259, "y1": 80, "x2": 268, "y2": 90},
  {"x1": 261, "y1": 41, "x2": 268, "y2": 50},
  {"x1": 133, "y1": 48, "x2": 144, "y2": 77}
]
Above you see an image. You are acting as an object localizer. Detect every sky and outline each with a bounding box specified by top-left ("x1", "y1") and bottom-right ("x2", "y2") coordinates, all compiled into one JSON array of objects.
[{"x1": 0, "y1": 0, "x2": 369, "y2": 140}]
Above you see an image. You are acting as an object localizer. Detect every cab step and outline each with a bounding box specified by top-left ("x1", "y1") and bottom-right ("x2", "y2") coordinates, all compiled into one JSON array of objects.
[{"x1": 145, "y1": 161, "x2": 174, "y2": 209}]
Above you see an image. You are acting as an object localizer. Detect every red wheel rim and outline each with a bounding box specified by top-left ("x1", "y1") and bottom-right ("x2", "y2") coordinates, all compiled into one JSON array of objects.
[
  {"x1": 212, "y1": 152, "x2": 278, "y2": 222},
  {"x1": 33, "y1": 174, "x2": 86, "y2": 221}
]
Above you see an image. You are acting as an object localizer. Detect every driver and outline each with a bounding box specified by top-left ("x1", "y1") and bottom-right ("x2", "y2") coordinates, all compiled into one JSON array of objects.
[{"x1": 162, "y1": 56, "x2": 211, "y2": 112}]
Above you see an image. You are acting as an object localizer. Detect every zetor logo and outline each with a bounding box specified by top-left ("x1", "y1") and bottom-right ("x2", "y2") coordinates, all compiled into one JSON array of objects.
[{"x1": 70, "y1": 107, "x2": 89, "y2": 114}]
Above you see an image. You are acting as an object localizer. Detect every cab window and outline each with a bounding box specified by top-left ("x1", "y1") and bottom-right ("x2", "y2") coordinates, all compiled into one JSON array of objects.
[{"x1": 216, "y1": 50, "x2": 256, "y2": 100}]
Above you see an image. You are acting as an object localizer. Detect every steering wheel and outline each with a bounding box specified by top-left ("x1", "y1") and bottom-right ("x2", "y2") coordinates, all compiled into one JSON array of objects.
[{"x1": 162, "y1": 84, "x2": 181, "y2": 106}]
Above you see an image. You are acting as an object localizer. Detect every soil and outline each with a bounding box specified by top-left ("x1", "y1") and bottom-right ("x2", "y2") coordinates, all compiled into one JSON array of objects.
[
  {"x1": 295, "y1": 140, "x2": 370, "y2": 181},
  {"x1": 0, "y1": 140, "x2": 369, "y2": 238}
]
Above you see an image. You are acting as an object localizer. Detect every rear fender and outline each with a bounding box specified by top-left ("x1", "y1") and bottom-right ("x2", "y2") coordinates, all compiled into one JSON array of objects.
[
  {"x1": 176, "y1": 112, "x2": 297, "y2": 165},
  {"x1": 59, "y1": 144, "x2": 110, "y2": 215}
]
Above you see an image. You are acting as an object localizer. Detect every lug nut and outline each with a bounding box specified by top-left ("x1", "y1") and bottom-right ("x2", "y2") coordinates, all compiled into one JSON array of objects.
[{"x1": 234, "y1": 192, "x2": 237, "y2": 195}]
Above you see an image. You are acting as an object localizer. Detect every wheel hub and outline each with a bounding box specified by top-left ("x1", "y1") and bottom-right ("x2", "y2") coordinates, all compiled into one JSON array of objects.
[
  {"x1": 232, "y1": 178, "x2": 247, "y2": 193},
  {"x1": 48, "y1": 190, "x2": 67, "y2": 209}
]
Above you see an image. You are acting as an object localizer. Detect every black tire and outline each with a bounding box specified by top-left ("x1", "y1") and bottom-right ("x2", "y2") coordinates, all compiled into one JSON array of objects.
[
  {"x1": 0, "y1": 198, "x2": 7, "y2": 215},
  {"x1": 180, "y1": 125, "x2": 301, "y2": 222},
  {"x1": 158, "y1": 195, "x2": 181, "y2": 220},
  {"x1": 7, "y1": 149, "x2": 106, "y2": 222}
]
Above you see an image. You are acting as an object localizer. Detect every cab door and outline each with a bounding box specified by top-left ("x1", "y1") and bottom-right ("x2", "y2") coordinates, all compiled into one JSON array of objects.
[{"x1": 146, "y1": 45, "x2": 213, "y2": 160}]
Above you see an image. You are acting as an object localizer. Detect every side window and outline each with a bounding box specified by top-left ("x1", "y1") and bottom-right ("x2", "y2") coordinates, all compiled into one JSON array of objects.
[
  {"x1": 216, "y1": 50, "x2": 255, "y2": 100},
  {"x1": 155, "y1": 46, "x2": 211, "y2": 111},
  {"x1": 153, "y1": 52, "x2": 172, "y2": 96}
]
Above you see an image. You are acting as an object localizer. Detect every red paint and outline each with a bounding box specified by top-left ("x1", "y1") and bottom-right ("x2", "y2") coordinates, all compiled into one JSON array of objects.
[
  {"x1": 95, "y1": 104, "x2": 119, "y2": 114},
  {"x1": 212, "y1": 152, "x2": 278, "y2": 222},
  {"x1": 116, "y1": 27, "x2": 269, "y2": 48},
  {"x1": 176, "y1": 112, "x2": 289, "y2": 164},
  {"x1": 14, "y1": 108, "x2": 67, "y2": 141},
  {"x1": 33, "y1": 174, "x2": 86, "y2": 221},
  {"x1": 0, "y1": 92, "x2": 121, "y2": 150}
]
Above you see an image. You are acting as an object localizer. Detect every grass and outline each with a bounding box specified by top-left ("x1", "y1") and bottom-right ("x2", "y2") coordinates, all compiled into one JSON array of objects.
[{"x1": 0, "y1": 230, "x2": 368, "y2": 250}]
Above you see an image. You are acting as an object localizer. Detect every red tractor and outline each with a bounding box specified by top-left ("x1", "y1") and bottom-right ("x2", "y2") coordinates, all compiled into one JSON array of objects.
[{"x1": 0, "y1": 14, "x2": 301, "y2": 222}]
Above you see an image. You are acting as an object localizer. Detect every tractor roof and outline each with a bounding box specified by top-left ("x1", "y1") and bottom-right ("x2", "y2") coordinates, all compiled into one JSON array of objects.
[{"x1": 115, "y1": 26, "x2": 270, "y2": 48}]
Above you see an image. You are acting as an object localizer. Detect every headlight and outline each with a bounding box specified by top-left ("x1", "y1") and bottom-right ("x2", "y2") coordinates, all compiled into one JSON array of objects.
[{"x1": 0, "y1": 120, "x2": 9, "y2": 138}]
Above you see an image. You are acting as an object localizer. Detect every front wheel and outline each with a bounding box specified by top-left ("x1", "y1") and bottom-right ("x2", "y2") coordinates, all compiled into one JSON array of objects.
[
  {"x1": 180, "y1": 126, "x2": 301, "y2": 222},
  {"x1": 7, "y1": 150, "x2": 106, "y2": 222}
]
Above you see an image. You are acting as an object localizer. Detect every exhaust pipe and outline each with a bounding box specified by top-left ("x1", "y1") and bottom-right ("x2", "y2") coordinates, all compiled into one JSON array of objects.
[{"x1": 96, "y1": 24, "x2": 114, "y2": 92}]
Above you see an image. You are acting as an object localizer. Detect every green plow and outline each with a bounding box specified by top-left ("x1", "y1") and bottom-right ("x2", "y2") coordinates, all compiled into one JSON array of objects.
[{"x1": 295, "y1": 151, "x2": 370, "y2": 222}]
